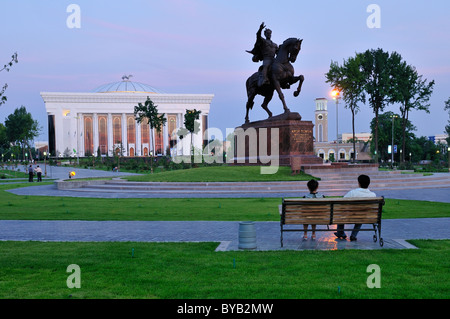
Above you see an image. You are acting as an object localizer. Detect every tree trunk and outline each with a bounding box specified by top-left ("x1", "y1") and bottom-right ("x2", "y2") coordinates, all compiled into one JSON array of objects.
[
  {"x1": 403, "y1": 109, "x2": 410, "y2": 163},
  {"x1": 352, "y1": 108, "x2": 356, "y2": 163},
  {"x1": 150, "y1": 127, "x2": 154, "y2": 173},
  {"x1": 374, "y1": 109, "x2": 379, "y2": 163},
  {"x1": 190, "y1": 133, "x2": 193, "y2": 168},
  {"x1": 401, "y1": 112, "x2": 407, "y2": 163}
]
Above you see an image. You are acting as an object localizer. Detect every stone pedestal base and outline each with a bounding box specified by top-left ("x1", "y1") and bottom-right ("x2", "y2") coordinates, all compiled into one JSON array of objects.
[{"x1": 232, "y1": 112, "x2": 323, "y2": 166}]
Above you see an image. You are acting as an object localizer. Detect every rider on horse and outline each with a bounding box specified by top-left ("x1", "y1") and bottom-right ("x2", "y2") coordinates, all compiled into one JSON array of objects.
[{"x1": 246, "y1": 22, "x2": 278, "y2": 87}]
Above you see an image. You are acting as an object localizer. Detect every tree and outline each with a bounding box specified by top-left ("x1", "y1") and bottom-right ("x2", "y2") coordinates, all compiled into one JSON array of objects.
[
  {"x1": 410, "y1": 136, "x2": 439, "y2": 163},
  {"x1": 391, "y1": 62, "x2": 434, "y2": 162},
  {"x1": 362, "y1": 49, "x2": 404, "y2": 162},
  {"x1": 369, "y1": 111, "x2": 416, "y2": 163},
  {"x1": 0, "y1": 123, "x2": 8, "y2": 149},
  {"x1": 4, "y1": 106, "x2": 40, "y2": 160},
  {"x1": 1, "y1": 52, "x2": 18, "y2": 107},
  {"x1": 326, "y1": 53, "x2": 365, "y2": 162},
  {"x1": 177, "y1": 109, "x2": 201, "y2": 165},
  {"x1": 134, "y1": 97, "x2": 167, "y2": 173},
  {"x1": 360, "y1": 48, "x2": 400, "y2": 163},
  {"x1": 445, "y1": 98, "x2": 450, "y2": 146}
]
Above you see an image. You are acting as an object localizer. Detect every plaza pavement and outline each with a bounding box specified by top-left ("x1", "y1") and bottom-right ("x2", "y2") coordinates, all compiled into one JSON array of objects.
[{"x1": 1, "y1": 165, "x2": 450, "y2": 251}]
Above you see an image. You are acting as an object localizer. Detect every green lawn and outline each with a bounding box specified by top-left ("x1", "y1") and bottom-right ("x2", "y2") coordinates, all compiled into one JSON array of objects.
[
  {"x1": 1, "y1": 183, "x2": 449, "y2": 221},
  {"x1": 124, "y1": 165, "x2": 316, "y2": 182},
  {"x1": 1, "y1": 175, "x2": 449, "y2": 300},
  {"x1": 0, "y1": 168, "x2": 29, "y2": 179},
  {"x1": 0, "y1": 240, "x2": 448, "y2": 299}
]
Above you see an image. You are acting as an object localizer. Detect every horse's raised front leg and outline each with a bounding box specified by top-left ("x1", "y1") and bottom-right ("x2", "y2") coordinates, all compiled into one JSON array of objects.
[{"x1": 293, "y1": 74, "x2": 304, "y2": 97}]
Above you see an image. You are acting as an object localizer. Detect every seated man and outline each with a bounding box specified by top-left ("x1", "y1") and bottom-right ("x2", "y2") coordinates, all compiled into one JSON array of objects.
[{"x1": 334, "y1": 174, "x2": 377, "y2": 241}]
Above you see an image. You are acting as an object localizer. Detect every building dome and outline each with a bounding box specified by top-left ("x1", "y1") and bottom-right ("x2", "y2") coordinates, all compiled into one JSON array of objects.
[{"x1": 92, "y1": 75, "x2": 164, "y2": 94}]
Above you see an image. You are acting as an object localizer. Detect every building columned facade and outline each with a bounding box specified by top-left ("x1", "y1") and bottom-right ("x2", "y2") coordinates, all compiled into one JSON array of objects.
[{"x1": 41, "y1": 79, "x2": 214, "y2": 157}]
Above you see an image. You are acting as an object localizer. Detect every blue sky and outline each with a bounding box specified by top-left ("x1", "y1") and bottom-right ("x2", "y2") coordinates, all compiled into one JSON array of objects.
[{"x1": 1, "y1": 0, "x2": 449, "y2": 142}]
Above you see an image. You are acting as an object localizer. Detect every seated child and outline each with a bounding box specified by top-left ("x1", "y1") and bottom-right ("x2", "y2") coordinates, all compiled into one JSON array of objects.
[{"x1": 302, "y1": 179, "x2": 325, "y2": 240}]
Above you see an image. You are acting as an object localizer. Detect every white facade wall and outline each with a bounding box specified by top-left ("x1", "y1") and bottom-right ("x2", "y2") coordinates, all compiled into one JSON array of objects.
[{"x1": 41, "y1": 92, "x2": 213, "y2": 157}]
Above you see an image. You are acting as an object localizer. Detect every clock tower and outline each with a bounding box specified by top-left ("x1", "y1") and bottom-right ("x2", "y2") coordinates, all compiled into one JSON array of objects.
[{"x1": 314, "y1": 98, "x2": 328, "y2": 142}]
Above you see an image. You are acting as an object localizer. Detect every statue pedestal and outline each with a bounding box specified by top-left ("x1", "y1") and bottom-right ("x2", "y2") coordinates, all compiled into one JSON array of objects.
[{"x1": 232, "y1": 112, "x2": 323, "y2": 167}]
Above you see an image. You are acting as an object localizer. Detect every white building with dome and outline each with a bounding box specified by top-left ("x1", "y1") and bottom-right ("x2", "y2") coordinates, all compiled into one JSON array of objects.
[{"x1": 41, "y1": 77, "x2": 214, "y2": 158}]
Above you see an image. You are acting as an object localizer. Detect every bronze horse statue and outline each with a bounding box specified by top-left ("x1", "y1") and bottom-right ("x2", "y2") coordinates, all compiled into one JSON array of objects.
[{"x1": 245, "y1": 38, "x2": 304, "y2": 123}]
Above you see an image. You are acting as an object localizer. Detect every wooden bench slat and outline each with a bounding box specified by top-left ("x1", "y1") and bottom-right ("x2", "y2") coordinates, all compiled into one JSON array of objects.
[
  {"x1": 285, "y1": 205, "x2": 331, "y2": 211},
  {"x1": 285, "y1": 216, "x2": 331, "y2": 221},
  {"x1": 333, "y1": 211, "x2": 378, "y2": 217},
  {"x1": 334, "y1": 206, "x2": 379, "y2": 211},
  {"x1": 333, "y1": 219, "x2": 378, "y2": 224},
  {"x1": 284, "y1": 212, "x2": 331, "y2": 216},
  {"x1": 285, "y1": 220, "x2": 330, "y2": 224}
]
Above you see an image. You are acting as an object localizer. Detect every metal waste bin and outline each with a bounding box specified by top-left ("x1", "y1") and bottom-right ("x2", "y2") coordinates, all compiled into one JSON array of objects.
[{"x1": 238, "y1": 221, "x2": 256, "y2": 249}]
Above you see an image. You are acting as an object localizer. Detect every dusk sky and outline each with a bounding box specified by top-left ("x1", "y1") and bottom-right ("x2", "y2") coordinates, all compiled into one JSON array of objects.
[{"x1": 1, "y1": 0, "x2": 449, "y2": 143}]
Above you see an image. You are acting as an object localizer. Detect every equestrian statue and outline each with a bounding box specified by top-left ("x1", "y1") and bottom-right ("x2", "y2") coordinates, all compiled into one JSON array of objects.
[{"x1": 245, "y1": 22, "x2": 304, "y2": 123}]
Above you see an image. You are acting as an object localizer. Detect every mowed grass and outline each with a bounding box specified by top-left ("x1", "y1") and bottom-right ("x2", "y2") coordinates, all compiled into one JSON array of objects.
[
  {"x1": 124, "y1": 165, "x2": 316, "y2": 182},
  {"x1": 1, "y1": 183, "x2": 449, "y2": 221},
  {"x1": 0, "y1": 183, "x2": 450, "y2": 221},
  {"x1": 0, "y1": 240, "x2": 448, "y2": 299}
]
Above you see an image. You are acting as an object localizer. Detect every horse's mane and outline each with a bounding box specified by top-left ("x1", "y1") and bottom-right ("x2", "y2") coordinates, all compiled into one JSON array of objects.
[{"x1": 281, "y1": 38, "x2": 300, "y2": 46}]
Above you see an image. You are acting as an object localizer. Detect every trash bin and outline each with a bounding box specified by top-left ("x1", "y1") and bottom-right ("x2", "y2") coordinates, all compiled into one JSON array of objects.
[{"x1": 238, "y1": 221, "x2": 256, "y2": 249}]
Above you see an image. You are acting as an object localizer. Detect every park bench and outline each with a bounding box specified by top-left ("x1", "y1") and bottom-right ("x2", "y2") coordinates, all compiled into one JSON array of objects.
[{"x1": 279, "y1": 197, "x2": 385, "y2": 247}]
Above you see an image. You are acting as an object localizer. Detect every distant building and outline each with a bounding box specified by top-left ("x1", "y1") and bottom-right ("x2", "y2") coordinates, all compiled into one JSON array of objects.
[
  {"x1": 429, "y1": 134, "x2": 448, "y2": 145},
  {"x1": 313, "y1": 98, "x2": 372, "y2": 162},
  {"x1": 341, "y1": 132, "x2": 372, "y2": 143},
  {"x1": 41, "y1": 77, "x2": 214, "y2": 157}
]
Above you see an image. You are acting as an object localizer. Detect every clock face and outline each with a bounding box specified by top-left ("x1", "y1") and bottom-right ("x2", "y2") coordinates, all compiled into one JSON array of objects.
[{"x1": 318, "y1": 114, "x2": 323, "y2": 120}]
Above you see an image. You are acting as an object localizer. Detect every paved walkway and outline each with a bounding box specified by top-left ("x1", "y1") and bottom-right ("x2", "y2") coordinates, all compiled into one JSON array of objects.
[
  {"x1": 0, "y1": 219, "x2": 448, "y2": 251},
  {"x1": 1, "y1": 164, "x2": 140, "y2": 180},
  {"x1": 2, "y1": 165, "x2": 450, "y2": 251}
]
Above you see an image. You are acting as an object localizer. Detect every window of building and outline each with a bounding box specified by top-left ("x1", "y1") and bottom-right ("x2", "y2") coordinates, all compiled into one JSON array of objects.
[
  {"x1": 127, "y1": 116, "x2": 136, "y2": 144},
  {"x1": 84, "y1": 116, "x2": 93, "y2": 156},
  {"x1": 154, "y1": 128, "x2": 163, "y2": 155},
  {"x1": 141, "y1": 119, "x2": 149, "y2": 145},
  {"x1": 98, "y1": 116, "x2": 107, "y2": 155},
  {"x1": 113, "y1": 116, "x2": 122, "y2": 144},
  {"x1": 168, "y1": 115, "x2": 177, "y2": 147}
]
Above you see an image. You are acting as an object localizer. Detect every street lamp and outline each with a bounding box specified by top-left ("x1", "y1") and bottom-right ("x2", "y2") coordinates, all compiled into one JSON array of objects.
[
  {"x1": 448, "y1": 146, "x2": 450, "y2": 172},
  {"x1": 390, "y1": 114, "x2": 398, "y2": 168},
  {"x1": 43, "y1": 151, "x2": 47, "y2": 177},
  {"x1": 331, "y1": 89, "x2": 341, "y2": 143}
]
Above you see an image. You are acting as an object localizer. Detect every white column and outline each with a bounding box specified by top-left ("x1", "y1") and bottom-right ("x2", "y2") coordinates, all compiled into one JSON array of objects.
[
  {"x1": 178, "y1": 112, "x2": 185, "y2": 155},
  {"x1": 163, "y1": 119, "x2": 168, "y2": 156},
  {"x1": 54, "y1": 110, "x2": 64, "y2": 157},
  {"x1": 107, "y1": 113, "x2": 113, "y2": 156},
  {"x1": 93, "y1": 113, "x2": 99, "y2": 156},
  {"x1": 121, "y1": 113, "x2": 127, "y2": 156},
  {"x1": 136, "y1": 121, "x2": 141, "y2": 156},
  {"x1": 79, "y1": 113, "x2": 84, "y2": 156}
]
